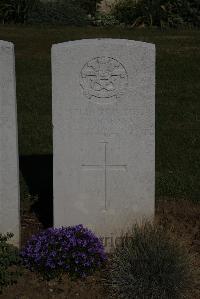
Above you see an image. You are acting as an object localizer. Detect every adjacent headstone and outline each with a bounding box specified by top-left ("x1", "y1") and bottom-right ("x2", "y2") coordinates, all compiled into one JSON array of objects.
[
  {"x1": 52, "y1": 39, "x2": 155, "y2": 248},
  {"x1": 0, "y1": 41, "x2": 19, "y2": 247}
]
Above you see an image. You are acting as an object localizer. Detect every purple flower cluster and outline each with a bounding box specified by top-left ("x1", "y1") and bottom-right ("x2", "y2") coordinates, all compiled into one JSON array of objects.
[{"x1": 20, "y1": 225, "x2": 107, "y2": 279}]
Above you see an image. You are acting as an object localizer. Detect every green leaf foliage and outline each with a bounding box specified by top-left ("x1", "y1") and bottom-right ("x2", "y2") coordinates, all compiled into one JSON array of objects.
[
  {"x1": 0, "y1": 0, "x2": 102, "y2": 24},
  {"x1": 112, "y1": 0, "x2": 200, "y2": 28},
  {"x1": 0, "y1": 0, "x2": 38, "y2": 24},
  {"x1": 28, "y1": 0, "x2": 88, "y2": 25},
  {"x1": 0, "y1": 233, "x2": 21, "y2": 294}
]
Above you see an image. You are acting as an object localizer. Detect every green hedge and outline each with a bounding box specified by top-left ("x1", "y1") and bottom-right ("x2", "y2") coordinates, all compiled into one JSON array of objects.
[
  {"x1": 0, "y1": 0, "x2": 101, "y2": 25},
  {"x1": 28, "y1": 0, "x2": 87, "y2": 25},
  {"x1": 112, "y1": 0, "x2": 200, "y2": 28},
  {"x1": 0, "y1": 0, "x2": 37, "y2": 24},
  {"x1": 77, "y1": 0, "x2": 102, "y2": 16}
]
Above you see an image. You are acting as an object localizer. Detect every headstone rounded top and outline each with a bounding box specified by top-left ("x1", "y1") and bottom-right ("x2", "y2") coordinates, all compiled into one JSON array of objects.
[
  {"x1": 0, "y1": 40, "x2": 14, "y2": 48},
  {"x1": 52, "y1": 39, "x2": 155, "y2": 50}
]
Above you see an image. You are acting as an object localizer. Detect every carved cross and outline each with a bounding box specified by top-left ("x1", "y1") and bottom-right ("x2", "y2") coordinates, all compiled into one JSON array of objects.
[{"x1": 81, "y1": 142, "x2": 127, "y2": 210}]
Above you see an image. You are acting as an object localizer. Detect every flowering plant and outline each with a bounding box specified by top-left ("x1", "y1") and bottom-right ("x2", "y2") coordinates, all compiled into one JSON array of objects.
[{"x1": 21, "y1": 225, "x2": 107, "y2": 280}]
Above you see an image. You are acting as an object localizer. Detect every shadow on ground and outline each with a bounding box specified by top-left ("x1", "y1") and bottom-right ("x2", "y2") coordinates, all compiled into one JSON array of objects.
[{"x1": 19, "y1": 155, "x2": 53, "y2": 228}]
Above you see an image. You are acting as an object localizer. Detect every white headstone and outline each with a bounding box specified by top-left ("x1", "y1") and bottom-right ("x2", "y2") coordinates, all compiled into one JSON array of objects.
[
  {"x1": 52, "y1": 39, "x2": 155, "y2": 248},
  {"x1": 0, "y1": 41, "x2": 19, "y2": 247}
]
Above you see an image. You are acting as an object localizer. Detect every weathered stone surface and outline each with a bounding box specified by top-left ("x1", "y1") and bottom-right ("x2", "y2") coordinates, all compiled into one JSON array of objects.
[
  {"x1": 0, "y1": 41, "x2": 19, "y2": 246},
  {"x1": 52, "y1": 39, "x2": 155, "y2": 249}
]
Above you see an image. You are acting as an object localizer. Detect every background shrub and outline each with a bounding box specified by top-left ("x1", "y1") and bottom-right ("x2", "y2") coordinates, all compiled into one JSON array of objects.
[
  {"x1": 0, "y1": 0, "x2": 90, "y2": 25},
  {"x1": 0, "y1": 233, "x2": 21, "y2": 293},
  {"x1": 28, "y1": 0, "x2": 87, "y2": 25},
  {"x1": 93, "y1": 13, "x2": 119, "y2": 26},
  {"x1": 112, "y1": 0, "x2": 200, "y2": 28},
  {"x1": 111, "y1": 0, "x2": 138, "y2": 26},
  {"x1": 77, "y1": 0, "x2": 102, "y2": 16},
  {"x1": 21, "y1": 225, "x2": 107, "y2": 280},
  {"x1": 0, "y1": 0, "x2": 38, "y2": 24},
  {"x1": 175, "y1": 0, "x2": 200, "y2": 27},
  {"x1": 107, "y1": 222, "x2": 196, "y2": 299}
]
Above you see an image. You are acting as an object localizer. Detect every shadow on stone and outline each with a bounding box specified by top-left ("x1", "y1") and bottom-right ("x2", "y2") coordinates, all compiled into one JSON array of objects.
[{"x1": 19, "y1": 155, "x2": 53, "y2": 228}]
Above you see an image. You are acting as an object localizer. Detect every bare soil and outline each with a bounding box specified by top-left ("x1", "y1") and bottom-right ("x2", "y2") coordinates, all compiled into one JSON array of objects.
[{"x1": 0, "y1": 199, "x2": 199, "y2": 299}]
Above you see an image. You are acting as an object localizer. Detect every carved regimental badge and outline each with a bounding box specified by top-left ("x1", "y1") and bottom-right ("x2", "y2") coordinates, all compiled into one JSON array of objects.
[{"x1": 80, "y1": 57, "x2": 128, "y2": 104}]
